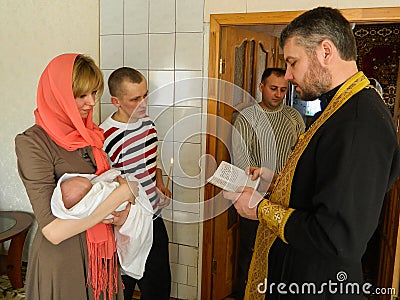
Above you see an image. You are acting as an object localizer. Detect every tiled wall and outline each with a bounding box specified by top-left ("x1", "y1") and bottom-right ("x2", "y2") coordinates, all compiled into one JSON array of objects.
[{"x1": 100, "y1": 0, "x2": 205, "y2": 299}]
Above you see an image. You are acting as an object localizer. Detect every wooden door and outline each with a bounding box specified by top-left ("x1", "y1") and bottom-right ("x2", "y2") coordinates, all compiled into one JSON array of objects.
[
  {"x1": 375, "y1": 59, "x2": 400, "y2": 300},
  {"x1": 209, "y1": 26, "x2": 279, "y2": 300}
]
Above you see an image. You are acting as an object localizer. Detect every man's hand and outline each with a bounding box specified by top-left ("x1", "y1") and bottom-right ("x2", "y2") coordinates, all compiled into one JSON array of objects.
[
  {"x1": 102, "y1": 202, "x2": 131, "y2": 226},
  {"x1": 156, "y1": 182, "x2": 171, "y2": 208},
  {"x1": 246, "y1": 166, "x2": 277, "y2": 194},
  {"x1": 223, "y1": 187, "x2": 263, "y2": 220},
  {"x1": 117, "y1": 176, "x2": 138, "y2": 204}
]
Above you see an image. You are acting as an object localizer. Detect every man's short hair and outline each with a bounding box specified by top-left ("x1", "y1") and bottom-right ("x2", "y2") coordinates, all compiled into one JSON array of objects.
[
  {"x1": 108, "y1": 67, "x2": 145, "y2": 98},
  {"x1": 279, "y1": 7, "x2": 357, "y2": 61},
  {"x1": 261, "y1": 68, "x2": 286, "y2": 84}
]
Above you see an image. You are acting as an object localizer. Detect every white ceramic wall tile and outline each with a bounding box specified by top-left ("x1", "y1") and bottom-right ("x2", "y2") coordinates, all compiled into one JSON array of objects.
[
  {"x1": 158, "y1": 140, "x2": 174, "y2": 177},
  {"x1": 124, "y1": 0, "x2": 149, "y2": 34},
  {"x1": 124, "y1": 34, "x2": 149, "y2": 69},
  {"x1": 149, "y1": 33, "x2": 175, "y2": 70},
  {"x1": 204, "y1": 0, "x2": 246, "y2": 22},
  {"x1": 172, "y1": 172, "x2": 205, "y2": 193},
  {"x1": 149, "y1": 0, "x2": 176, "y2": 33},
  {"x1": 148, "y1": 105, "x2": 174, "y2": 141},
  {"x1": 162, "y1": 207, "x2": 173, "y2": 222},
  {"x1": 172, "y1": 222, "x2": 199, "y2": 246},
  {"x1": 171, "y1": 263, "x2": 188, "y2": 284},
  {"x1": 93, "y1": 104, "x2": 100, "y2": 125},
  {"x1": 172, "y1": 178, "x2": 200, "y2": 213},
  {"x1": 100, "y1": 69, "x2": 113, "y2": 104},
  {"x1": 172, "y1": 176, "x2": 202, "y2": 192},
  {"x1": 169, "y1": 243, "x2": 179, "y2": 263},
  {"x1": 178, "y1": 245, "x2": 198, "y2": 267},
  {"x1": 174, "y1": 142, "x2": 201, "y2": 178},
  {"x1": 137, "y1": 69, "x2": 149, "y2": 80},
  {"x1": 175, "y1": 71, "x2": 203, "y2": 107},
  {"x1": 100, "y1": 103, "x2": 116, "y2": 123},
  {"x1": 100, "y1": 35, "x2": 124, "y2": 69},
  {"x1": 187, "y1": 266, "x2": 198, "y2": 286},
  {"x1": 100, "y1": 0, "x2": 123, "y2": 35},
  {"x1": 170, "y1": 282, "x2": 178, "y2": 298},
  {"x1": 199, "y1": 130, "x2": 208, "y2": 184},
  {"x1": 172, "y1": 209, "x2": 201, "y2": 224},
  {"x1": 175, "y1": 33, "x2": 203, "y2": 70},
  {"x1": 164, "y1": 219, "x2": 173, "y2": 241},
  {"x1": 172, "y1": 192, "x2": 200, "y2": 214},
  {"x1": 176, "y1": 0, "x2": 204, "y2": 32},
  {"x1": 173, "y1": 107, "x2": 202, "y2": 143},
  {"x1": 200, "y1": 106, "x2": 208, "y2": 138},
  {"x1": 148, "y1": 70, "x2": 175, "y2": 105},
  {"x1": 177, "y1": 283, "x2": 197, "y2": 300},
  {"x1": 203, "y1": 22, "x2": 210, "y2": 78}
]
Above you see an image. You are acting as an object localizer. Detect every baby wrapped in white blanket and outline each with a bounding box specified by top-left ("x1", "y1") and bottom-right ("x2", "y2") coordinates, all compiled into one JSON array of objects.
[{"x1": 51, "y1": 169, "x2": 153, "y2": 279}]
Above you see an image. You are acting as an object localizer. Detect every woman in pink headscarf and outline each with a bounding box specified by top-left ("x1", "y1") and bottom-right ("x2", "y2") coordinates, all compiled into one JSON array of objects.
[{"x1": 15, "y1": 53, "x2": 136, "y2": 300}]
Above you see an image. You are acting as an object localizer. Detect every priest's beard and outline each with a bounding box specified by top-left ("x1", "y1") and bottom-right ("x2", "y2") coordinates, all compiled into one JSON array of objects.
[{"x1": 298, "y1": 55, "x2": 332, "y2": 101}]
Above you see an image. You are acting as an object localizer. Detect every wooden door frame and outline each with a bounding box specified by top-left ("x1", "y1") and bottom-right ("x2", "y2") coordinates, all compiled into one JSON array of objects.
[{"x1": 203, "y1": 7, "x2": 400, "y2": 299}]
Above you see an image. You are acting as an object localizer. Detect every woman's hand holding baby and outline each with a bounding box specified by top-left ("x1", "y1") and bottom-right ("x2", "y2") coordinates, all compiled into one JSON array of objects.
[
  {"x1": 116, "y1": 176, "x2": 138, "y2": 204},
  {"x1": 102, "y1": 176, "x2": 138, "y2": 226}
]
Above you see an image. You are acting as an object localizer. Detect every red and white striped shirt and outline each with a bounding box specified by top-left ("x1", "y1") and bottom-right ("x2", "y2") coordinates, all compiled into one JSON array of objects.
[{"x1": 100, "y1": 115, "x2": 161, "y2": 213}]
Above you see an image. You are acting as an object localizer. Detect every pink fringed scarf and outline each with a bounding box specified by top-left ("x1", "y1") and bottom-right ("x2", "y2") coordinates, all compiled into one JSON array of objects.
[{"x1": 35, "y1": 53, "x2": 118, "y2": 300}]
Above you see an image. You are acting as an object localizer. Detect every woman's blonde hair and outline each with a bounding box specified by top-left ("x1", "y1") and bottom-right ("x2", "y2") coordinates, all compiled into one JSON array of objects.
[{"x1": 72, "y1": 54, "x2": 104, "y2": 101}]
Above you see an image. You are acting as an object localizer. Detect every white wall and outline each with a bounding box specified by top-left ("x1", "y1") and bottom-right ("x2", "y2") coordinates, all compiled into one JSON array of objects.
[{"x1": 0, "y1": 0, "x2": 99, "y2": 257}]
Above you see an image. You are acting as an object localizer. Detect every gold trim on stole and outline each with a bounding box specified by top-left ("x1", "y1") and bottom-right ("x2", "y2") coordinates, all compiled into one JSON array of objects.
[{"x1": 244, "y1": 72, "x2": 370, "y2": 299}]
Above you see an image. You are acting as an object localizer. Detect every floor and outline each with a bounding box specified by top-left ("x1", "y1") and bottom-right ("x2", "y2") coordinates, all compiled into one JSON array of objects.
[
  {"x1": 0, "y1": 267, "x2": 178, "y2": 300},
  {"x1": 0, "y1": 267, "x2": 25, "y2": 300}
]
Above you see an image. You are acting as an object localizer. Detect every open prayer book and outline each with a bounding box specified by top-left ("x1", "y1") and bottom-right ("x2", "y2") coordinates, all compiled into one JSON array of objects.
[{"x1": 207, "y1": 161, "x2": 260, "y2": 192}]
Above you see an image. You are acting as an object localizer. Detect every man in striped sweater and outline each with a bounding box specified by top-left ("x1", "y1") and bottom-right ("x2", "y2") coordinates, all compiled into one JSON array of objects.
[
  {"x1": 231, "y1": 68, "x2": 305, "y2": 300},
  {"x1": 100, "y1": 67, "x2": 171, "y2": 300}
]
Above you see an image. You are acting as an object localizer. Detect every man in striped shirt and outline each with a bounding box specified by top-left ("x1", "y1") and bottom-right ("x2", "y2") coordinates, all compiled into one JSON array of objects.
[
  {"x1": 100, "y1": 67, "x2": 171, "y2": 300},
  {"x1": 231, "y1": 68, "x2": 305, "y2": 300}
]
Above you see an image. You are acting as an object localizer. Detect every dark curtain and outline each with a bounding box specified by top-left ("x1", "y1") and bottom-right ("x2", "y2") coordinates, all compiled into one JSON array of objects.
[{"x1": 354, "y1": 23, "x2": 400, "y2": 115}]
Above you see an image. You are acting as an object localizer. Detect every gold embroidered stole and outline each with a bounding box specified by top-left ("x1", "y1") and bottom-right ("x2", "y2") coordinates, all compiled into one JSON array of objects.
[{"x1": 244, "y1": 71, "x2": 370, "y2": 299}]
